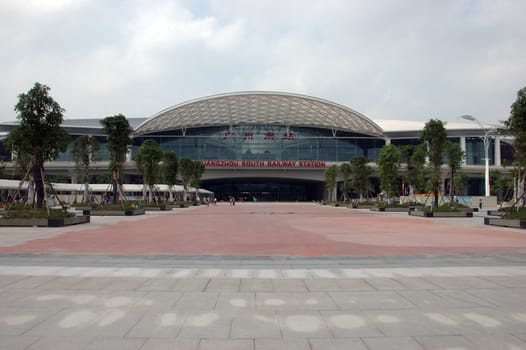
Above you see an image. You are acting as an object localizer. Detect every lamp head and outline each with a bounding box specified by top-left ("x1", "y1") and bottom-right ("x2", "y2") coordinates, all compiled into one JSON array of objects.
[{"x1": 460, "y1": 114, "x2": 476, "y2": 121}]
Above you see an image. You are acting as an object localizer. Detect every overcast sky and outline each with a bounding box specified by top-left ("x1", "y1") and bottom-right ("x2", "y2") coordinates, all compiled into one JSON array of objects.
[{"x1": 0, "y1": 0, "x2": 524, "y2": 127}]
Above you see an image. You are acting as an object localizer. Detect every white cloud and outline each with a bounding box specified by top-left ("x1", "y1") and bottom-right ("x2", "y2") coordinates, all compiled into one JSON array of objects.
[{"x1": 0, "y1": 0, "x2": 524, "y2": 127}]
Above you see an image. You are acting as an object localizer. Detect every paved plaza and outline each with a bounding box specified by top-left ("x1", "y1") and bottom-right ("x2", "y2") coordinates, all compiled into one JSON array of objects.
[{"x1": 1, "y1": 203, "x2": 526, "y2": 349}]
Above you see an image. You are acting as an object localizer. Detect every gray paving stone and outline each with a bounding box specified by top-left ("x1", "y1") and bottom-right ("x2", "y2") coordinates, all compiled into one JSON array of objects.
[
  {"x1": 367, "y1": 310, "x2": 456, "y2": 336},
  {"x1": 0, "y1": 275, "x2": 28, "y2": 289},
  {"x1": 0, "y1": 335, "x2": 39, "y2": 350},
  {"x1": 198, "y1": 339, "x2": 253, "y2": 350},
  {"x1": 256, "y1": 292, "x2": 337, "y2": 310},
  {"x1": 336, "y1": 278, "x2": 374, "y2": 291},
  {"x1": 309, "y1": 338, "x2": 368, "y2": 350},
  {"x1": 4, "y1": 275, "x2": 58, "y2": 289},
  {"x1": 278, "y1": 312, "x2": 332, "y2": 338},
  {"x1": 25, "y1": 307, "x2": 145, "y2": 337},
  {"x1": 172, "y1": 278, "x2": 209, "y2": 292},
  {"x1": 102, "y1": 277, "x2": 149, "y2": 290},
  {"x1": 125, "y1": 311, "x2": 187, "y2": 338},
  {"x1": 141, "y1": 338, "x2": 199, "y2": 350},
  {"x1": 272, "y1": 279, "x2": 308, "y2": 292},
  {"x1": 397, "y1": 289, "x2": 490, "y2": 309},
  {"x1": 365, "y1": 277, "x2": 407, "y2": 290},
  {"x1": 303, "y1": 279, "x2": 342, "y2": 291},
  {"x1": 84, "y1": 337, "x2": 146, "y2": 350},
  {"x1": 173, "y1": 292, "x2": 218, "y2": 311},
  {"x1": 467, "y1": 287, "x2": 526, "y2": 308},
  {"x1": 135, "y1": 291, "x2": 183, "y2": 310},
  {"x1": 329, "y1": 291, "x2": 415, "y2": 310},
  {"x1": 135, "y1": 277, "x2": 178, "y2": 291},
  {"x1": 215, "y1": 292, "x2": 256, "y2": 315},
  {"x1": 178, "y1": 312, "x2": 231, "y2": 338},
  {"x1": 231, "y1": 312, "x2": 281, "y2": 339},
  {"x1": 240, "y1": 279, "x2": 273, "y2": 292},
  {"x1": 422, "y1": 276, "x2": 500, "y2": 289},
  {"x1": 464, "y1": 334, "x2": 526, "y2": 350},
  {"x1": 320, "y1": 310, "x2": 382, "y2": 337},
  {"x1": 415, "y1": 335, "x2": 476, "y2": 350},
  {"x1": 205, "y1": 278, "x2": 241, "y2": 292},
  {"x1": 255, "y1": 339, "x2": 311, "y2": 350},
  {"x1": 479, "y1": 275, "x2": 526, "y2": 288},
  {"x1": 394, "y1": 277, "x2": 440, "y2": 290},
  {"x1": 26, "y1": 337, "x2": 92, "y2": 350},
  {"x1": 0, "y1": 306, "x2": 58, "y2": 336},
  {"x1": 67, "y1": 276, "x2": 115, "y2": 290},
  {"x1": 513, "y1": 333, "x2": 526, "y2": 342},
  {"x1": 362, "y1": 336, "x2": 424, "y2": 350}
]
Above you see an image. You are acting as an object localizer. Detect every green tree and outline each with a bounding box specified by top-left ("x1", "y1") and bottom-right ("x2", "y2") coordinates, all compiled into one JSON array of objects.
[
  {"x1": 161, "y1": 151, "x2": 178, "y2": 202},
  {"x1": 324, "y1": 165, "x2": 338, "y2": 201},
  {"x1": 5, "y1": 82, "x2": 70, "y2": 208},
  {"x1": 135, "y1": 139, "x2": 163, "y2": 203},
  {"x1": 191, "y1": 160, "x2": 206, "y2": 201},
  {"x1": 350, "y1": 156, "x2": 372, "y2": 201},
  {"x1": 445, "y1": 141, "x2": 465, "y2": 203},
  {"x1": 400, "y1": 144, "x2": 427, "y2": 200},
  {"x1": 179, "y1": 157, "x2": 194, "y2": 201},
  {"x1": 421, "y1": 119, "x2": 448, "y2": 207},
  {"x1": 72, "y1": 135, "x2": 100, "y2": 203},
  {"x1": 339, "y1": 162, "x2": 352, "y2": 201},
  {"x1": 503, "y1": 86, "x2": 526, "y2": 203},
  {"x1": 377, "y1": 144, "x2": 401, "y2": 200},
  {"x1": 100, "y1": 114, "x2": 132, "y2": 204}
]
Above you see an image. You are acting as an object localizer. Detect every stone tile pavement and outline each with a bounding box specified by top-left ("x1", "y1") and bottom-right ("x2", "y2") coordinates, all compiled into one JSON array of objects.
[{"x1": 1, "y1": 255, "x2": 526, "y2": 350}]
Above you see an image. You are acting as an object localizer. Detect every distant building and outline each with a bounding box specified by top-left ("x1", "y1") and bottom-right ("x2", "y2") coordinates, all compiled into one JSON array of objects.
[{"x1": 0, "y1": 91, "x2": 514, "y2": 201}]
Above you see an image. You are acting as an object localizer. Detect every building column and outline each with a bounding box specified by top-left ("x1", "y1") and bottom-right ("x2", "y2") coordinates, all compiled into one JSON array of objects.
[
  {"x1": 459, "y1": 136, "x2": 466, "y2": 165},
  {"x1": 384, "y1": 138, "x2": 391, "y2": 145},
  {"x1": 494, "y1": 135, "x2": 501, "y2": 167}
]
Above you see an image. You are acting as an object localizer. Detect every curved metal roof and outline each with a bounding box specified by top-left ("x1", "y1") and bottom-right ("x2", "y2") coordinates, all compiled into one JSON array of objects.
[{"x1": 134, "y1": 91, "x2": 384, "y2": 137}]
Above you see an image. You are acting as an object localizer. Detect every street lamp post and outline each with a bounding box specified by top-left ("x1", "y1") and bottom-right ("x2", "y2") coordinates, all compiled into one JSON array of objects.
[{"x1": 460, "y1": 115, "x2": 491, "y2": 197}]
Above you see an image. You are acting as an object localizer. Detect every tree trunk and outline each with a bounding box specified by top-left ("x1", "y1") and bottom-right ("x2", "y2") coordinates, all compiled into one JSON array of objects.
[
  {"x1": 83, "y1": 182, "x2": 89, "y2": 203},
  {"x1": 112, "y1": 175, "x2": 119, "y2": 204},
  {"x1": 168, "y1": 185, "x2": 174, "y2": 202},
  {"x1": 32, "y1": 162, "x2": 44, "y2": 208},
  {"x1": 148, "y1": 185, "x2": 153, "y2": 203}
]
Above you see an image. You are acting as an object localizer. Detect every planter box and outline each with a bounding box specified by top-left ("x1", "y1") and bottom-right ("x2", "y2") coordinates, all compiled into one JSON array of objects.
[
  {"x1": 487, "y1": 210, "x2": 507, "y2": 217},
  {"x1": 143, "y1": 206, "x2": 173, "y2": 211},
  {"x1": 370, "y1": 207, "x2": 385, "y2": 212},
  {"x1": 47, "y1": 215, "x2": 90, "y2": 227},
  {"x1": 0, "y1": 215, "x2": 90, "y2": 227},
  {"x1": 408, "y1": 211, "x2": 472, "y2": 218},
  {"x1": 408, "y1": 210, "x2": 433, "y2": 217},
  {"x1": 88, "y1": 208, "x2": 145, "y2": 216},
  {"x1": 484, "y1": 217, "x2": 526, "y2": 229}
]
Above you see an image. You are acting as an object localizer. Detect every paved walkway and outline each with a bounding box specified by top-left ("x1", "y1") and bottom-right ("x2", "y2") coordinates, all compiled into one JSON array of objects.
[{"x1": 1, "y1": 203, "x2": 526, "y2": 349}]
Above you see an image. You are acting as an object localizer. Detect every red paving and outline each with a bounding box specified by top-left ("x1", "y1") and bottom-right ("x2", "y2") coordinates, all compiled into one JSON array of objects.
[{"x1": 1, "y1": 203, "x2": 526, "y2": 257}]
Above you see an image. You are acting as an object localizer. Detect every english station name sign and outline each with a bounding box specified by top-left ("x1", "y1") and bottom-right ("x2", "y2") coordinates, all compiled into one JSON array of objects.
[{"x1": 202, "y1": 160, "x2": 326, "y2": 168}]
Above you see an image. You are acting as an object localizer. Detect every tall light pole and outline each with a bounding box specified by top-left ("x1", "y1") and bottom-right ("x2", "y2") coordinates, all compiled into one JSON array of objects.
[{"x1": 460, "y1": 115, "x2": 492, "y2": 197}]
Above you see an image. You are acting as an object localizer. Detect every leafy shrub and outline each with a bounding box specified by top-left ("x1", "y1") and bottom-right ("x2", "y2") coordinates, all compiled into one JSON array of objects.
[
  {"x1": 503, "y1": 206, "x2": 526, "y2": 220},
  {"x1": 3, "y1": 207, "x2": 73, "y2": 219}
]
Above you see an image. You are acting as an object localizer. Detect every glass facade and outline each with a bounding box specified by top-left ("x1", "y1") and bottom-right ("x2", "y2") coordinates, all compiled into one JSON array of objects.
[{"x1": 132, "y1": 125, "x2": 385, "y2": 162}]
